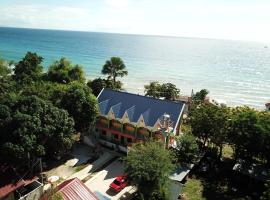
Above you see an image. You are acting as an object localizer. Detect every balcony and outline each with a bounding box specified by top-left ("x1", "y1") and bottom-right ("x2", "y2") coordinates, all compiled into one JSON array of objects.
[
  {"x1": 110, "y1": 120, "x2": 122, "y2": 132},
  {"x1": 123, "y1": 124, "x2": 136, "y2": 136},
  {"x1": 137, "y1": 127, "x2": 151, "y2": 140},
  {"x1": 96, "y1": 118, "x2": 109, "y2": 128}
]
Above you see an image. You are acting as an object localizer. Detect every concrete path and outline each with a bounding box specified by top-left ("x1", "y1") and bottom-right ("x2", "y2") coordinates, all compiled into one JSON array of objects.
[
  {"x1": 85, "y1": 159, "x2": 136, "y2": 200},
  {"x1": 68, "y1": 151, "x2": 115, "y2": 180}
]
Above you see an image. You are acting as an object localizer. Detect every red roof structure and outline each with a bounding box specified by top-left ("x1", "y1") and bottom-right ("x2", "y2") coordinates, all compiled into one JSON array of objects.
[
  {"x1": 0, "y1": 164, "x2": 38, "y2": 198},
  {"x1": 56, "y1": 178, "x2": 98, "y2": 200}
]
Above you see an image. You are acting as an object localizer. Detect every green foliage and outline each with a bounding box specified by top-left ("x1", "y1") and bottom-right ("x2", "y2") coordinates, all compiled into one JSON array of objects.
[
  {"x1": 124, "y1": 141, "x2": 174, "y2": 200},
  {"x1": 261, "y1": 179, "x2": 270, "y2": 200},
  {"x1": 58, "y1": 82, "x2": 98, "y2": 132},
  {"x1": 0, "y1": 95, "x2": 75, "y2": 165},
  {"x1": 0, "y1": 58, "x2": 12, "y2": 77},
  {"x1": 87, "y1": 78, "x2": 107, "y2": 96},
  {"x1": 13, "y1": 52, "x2": 43, "y2": 83},
  {"x1": 228, "y1": 106, "x2": 270, "y2": 162},
  {"x1": 144, "y1": 81, "x2": 180, "y2": 100},
  {"x1": 87, "y1": 78, "x2": 123, "y2": 96},
  {"x1": 144, "y1": 81, "x2": 162, "y2": 98},
  {"x1": 102, "y1": 57, "x2": 128, "y2": 83},
  {"x1": 192, "y1": 89, "x2": 209, "y2": 104},
  {"x1": 174, "y1": 134, "x2": 199, "y2": 163},
  {"x1": 160, "y1": 83, "x2": 180, "y2": 100},
  {"x1": 47, "y1": 58, "x2": 85, "y2": 83},
  {"x1": 190, "y1": 104, "x2": 230, "y2": 157}
]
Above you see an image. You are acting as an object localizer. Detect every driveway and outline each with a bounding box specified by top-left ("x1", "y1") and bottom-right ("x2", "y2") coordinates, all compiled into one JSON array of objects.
[{"x1": 85, "y1": 159, "x2": 135, "y2": 200}]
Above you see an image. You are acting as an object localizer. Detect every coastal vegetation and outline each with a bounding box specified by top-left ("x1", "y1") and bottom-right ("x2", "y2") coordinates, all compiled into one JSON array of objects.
[
  {"x1": 123, "y1": 141, "x2": 175, "y2": 200},
  {"x1": 0, "y1": 52, "x2": 98, "y2": 168},
  {"x1": 102, "y1": 56, "x2": 128, "y2": 84},
  {"x1": 144, "y1": 81, "x2": 180, "y2": 100},
  {"x1": 1, "y1": 51, "x2": 270, "y2": 199}
]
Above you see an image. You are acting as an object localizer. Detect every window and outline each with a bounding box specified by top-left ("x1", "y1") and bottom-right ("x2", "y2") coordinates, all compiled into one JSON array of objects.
[
  {"x1": 95, "y1": 128, "x2": 98, "y2": 132},
  {"x1": 102, "y1": 130, "x2": 106, "y2": 135},
  {"x1": 114, "y1": 134, "x2": 119, "y2": 139},
  {"x1": 127, "y1": 138, "x2": 132, "y2": 143}
]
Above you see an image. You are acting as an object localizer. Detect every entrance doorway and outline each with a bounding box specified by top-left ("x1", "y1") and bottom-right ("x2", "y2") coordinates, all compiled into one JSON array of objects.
[{"x1": 121, "y1": 136, "x2": 125, "y2": 145}]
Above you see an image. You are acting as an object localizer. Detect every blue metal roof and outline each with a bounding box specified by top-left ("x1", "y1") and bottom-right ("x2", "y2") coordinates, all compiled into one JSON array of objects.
[{"x1": 97, "y1": 88, "x2": 185, "y2": 130}]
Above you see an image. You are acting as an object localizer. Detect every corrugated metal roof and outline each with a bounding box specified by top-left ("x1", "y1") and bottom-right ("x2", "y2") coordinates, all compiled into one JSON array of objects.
[
  {"x1": 98, "y1": 88, "x2": 185, "y2": 129},
  {"x1": 0, "y1": 164, "x2": 38, "y2": 198},
  {"x1": 57, "y1": 178, "x2": 98, "y2": 200}
]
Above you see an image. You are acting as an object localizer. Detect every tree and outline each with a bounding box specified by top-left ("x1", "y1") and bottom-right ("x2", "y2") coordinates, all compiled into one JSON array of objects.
[
  {"x1": 47, "y1": 58, "x2": 85, "y2": 83},
  {"x1": 261, "y1": 178, "x2": 270, "y2": 200},
  {"x1": 192, "y1": 89, "x2": 209, "y2": 104},
  {"x1": 174, "y1": 134, "x2": 199, "y2": 163},
  {"x1": 144, "y1": 81, "x2": 162, "y2": 98},
  {"x1": 259, "y1": 112, "x2": 270, "y2": 165},
  {"x1": 102, "y1": 57, "x2": 128, "y2": 83},
  {"x1": 87, "y1": 78, "x2": 123, "y2": 96},
  {"x1": 190, "y1": 104, "x2": 229, "y2": 158},
  {"x1": 0, "y1": 58, "x2": 12, "y2": 77},
  {"x1": 87, "y1": 78, "x2": 106, "y2": 96},
  {"x1": 123, "y1": 141, "x2": 174, "y2": 200},
  {"x1": 13, "y1": 52, "x2": 43, "y2": 83},
  {"x1": 144, "y1": 81, "x2": 180, "y2": 100},
  {"x1": 68, "y1": 65, "x2": 85, "y2": 83},
  {"x1": 0, "y1": 95, "x2": 75, "y2": 166},
  {"x1": 160, "y1": 83, "x2": 180, "y2": 100},
  {"x1": 228, "y1": 106, "x2": 265, "y2": 162},
  {"x1": 59, "y1": 82, "x2": 98, "y2": 132}
]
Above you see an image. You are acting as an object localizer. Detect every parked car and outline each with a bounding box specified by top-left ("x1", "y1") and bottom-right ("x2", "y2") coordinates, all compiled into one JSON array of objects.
[{"x1": 109, "y1": 174, "x2": 128, "y2": 193}]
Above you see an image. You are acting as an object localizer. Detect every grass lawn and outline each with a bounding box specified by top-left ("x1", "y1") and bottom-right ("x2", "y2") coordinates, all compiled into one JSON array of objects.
[{"x1": 182, "y1": 177, "x2": 206, "y2": 200}]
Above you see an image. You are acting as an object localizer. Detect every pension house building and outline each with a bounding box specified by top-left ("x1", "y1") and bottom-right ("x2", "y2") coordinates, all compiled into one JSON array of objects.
[{"x1": 94, "y1": 88, "x2": 186, "y2": 152}]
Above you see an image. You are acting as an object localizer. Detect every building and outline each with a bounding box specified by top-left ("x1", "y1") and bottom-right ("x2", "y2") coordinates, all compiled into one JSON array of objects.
[
  {"x1": 95, "y1": 88, "x2": 186, "y2": 152},
  {"x1": 40, "y1": 178, "x2": 99, "y2": 200},
  {"x1": 0, "y1": 164, "x2": 43, "y2": 200}
]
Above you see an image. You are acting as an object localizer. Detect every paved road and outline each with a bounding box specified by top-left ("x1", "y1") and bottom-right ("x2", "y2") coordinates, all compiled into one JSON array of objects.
[{"x1": 85, "y1": 159, "x2": 135, "y2": 200}]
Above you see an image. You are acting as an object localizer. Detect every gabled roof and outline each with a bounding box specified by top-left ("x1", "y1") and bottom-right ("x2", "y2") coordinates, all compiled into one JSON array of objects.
[
  {"x1": 97, "y1": 88, "x2": 185, "y2": 130},
  {"x1": 0, "y1": 164, "x2": 38, "y2": 198},
  {"x1": 57, "y1": 178, "x2": 98, "y2": 200}
]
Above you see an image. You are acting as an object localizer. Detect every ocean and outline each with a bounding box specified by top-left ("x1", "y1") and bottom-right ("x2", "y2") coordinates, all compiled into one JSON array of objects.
[{"x1": 0, "y1": 27, "x2": 269, "y2": 109}]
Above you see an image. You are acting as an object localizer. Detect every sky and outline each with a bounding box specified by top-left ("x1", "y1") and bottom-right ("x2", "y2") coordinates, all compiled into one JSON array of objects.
[{"x1": 0, "y1": 0, "x2": 270, "y2": 42}]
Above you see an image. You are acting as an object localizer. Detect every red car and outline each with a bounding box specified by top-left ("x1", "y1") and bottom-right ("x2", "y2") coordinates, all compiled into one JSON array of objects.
[{"x1": 109, "y1": 174, "x2": 128, "y2": 193}]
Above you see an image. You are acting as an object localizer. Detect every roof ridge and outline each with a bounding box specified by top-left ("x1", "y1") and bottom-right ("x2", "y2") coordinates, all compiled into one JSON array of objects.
[{"x1": 103, "y1": 88, "x2": 182, "y2": 105}]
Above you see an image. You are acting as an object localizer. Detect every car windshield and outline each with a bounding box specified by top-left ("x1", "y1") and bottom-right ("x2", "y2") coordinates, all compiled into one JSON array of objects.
[{"x1": 113, "y1": 179, "x2": 121, "y2": 185}]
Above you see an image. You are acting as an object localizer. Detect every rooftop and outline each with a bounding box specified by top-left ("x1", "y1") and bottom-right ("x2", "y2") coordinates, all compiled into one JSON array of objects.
[{"x1": 97, "y1": 88, "x2": 185, "y2": 131}]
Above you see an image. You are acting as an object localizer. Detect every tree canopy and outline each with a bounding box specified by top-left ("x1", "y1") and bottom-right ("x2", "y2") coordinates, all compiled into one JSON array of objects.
[
  {"x1": 0, "y1": 58, "x2": 12, "y2": 77},
  {"x1": 13, "y1": 52, "x2": 43, "y2": 83},
  {"x1": 189, "y1": 104, "x2": 230, "y2": 158},
  {"x1": 174, "y1": 134, "x2": 199, "y2": 163},
  {"x1": 47, "y1": 57, "x2": 85, "y2": 83},
  {"x1": 123, "y1": 141, "x2": 175, "y2": 200},
  {"x1": 0, "y1": 95, "x2": 75, "y2": 166},
  {"x1": 58, "y1": 82, "x2": 98, "y2": 132},
  {"x1": 102, "y1": 57, "x2": 128, "y2": 83},
  {"x1": 144, "y1": 81, "x2": 180, "y2": 100},
  {"x1": 192, "y1": 89, "x2": 209, "y2": 104}
]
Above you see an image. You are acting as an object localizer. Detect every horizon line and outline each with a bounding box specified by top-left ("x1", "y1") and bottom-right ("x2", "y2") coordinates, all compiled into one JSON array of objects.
[{"x1": 0, "y1": 25, "x2": 267, "y2": 44}]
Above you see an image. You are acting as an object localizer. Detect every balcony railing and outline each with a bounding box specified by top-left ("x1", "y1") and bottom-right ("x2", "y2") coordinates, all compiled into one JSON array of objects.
[{"x1": 123, "y1": 125, "x2": 136, "y2": 136}]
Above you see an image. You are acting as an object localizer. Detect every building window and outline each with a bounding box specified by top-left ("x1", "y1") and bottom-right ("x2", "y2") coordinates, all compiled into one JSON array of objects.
[
  {"x1": 102, "y1": 130, "x2": 106, "y2": 135},
  {"x1": 127, "y1": 138, "x2": 132, "y2": 143},
  {"x1": 114, "y1": 134, "x2": 119, "y2": 139},
  {"x1": 95, "y1": 128, "x2": 98, "y2": 132}
]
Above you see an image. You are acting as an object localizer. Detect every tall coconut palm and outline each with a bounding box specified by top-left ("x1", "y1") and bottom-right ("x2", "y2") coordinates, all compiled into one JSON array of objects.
[{"x1": 102, "y1": 57, "x2": 128, "y2": 83}]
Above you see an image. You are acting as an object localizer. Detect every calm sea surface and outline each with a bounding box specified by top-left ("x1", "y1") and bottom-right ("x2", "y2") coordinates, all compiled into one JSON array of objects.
[{"x1": 0, "y1": 27, "x2": 269, "y2": 109}]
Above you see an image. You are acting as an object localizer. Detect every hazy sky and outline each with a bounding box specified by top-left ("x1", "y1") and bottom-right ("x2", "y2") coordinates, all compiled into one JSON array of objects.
[{"x1": 0, "y1": 0, "x2": 270, "y2": 42}]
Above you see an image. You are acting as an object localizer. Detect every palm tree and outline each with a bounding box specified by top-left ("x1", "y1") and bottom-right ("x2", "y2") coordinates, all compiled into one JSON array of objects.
[{"x1": 102, "y1": 57, "x2": 128, "y2": 83}]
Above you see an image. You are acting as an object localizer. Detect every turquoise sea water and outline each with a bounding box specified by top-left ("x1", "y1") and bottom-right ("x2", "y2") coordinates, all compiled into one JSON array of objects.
[{"x1": 0, "y1": 27, "x2": 269, "y2": 109}]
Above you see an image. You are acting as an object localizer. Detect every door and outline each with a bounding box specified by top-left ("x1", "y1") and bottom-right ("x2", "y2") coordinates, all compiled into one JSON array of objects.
[{"x1": 121, "y1": 136, "x2": 125, "y2": 145}]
